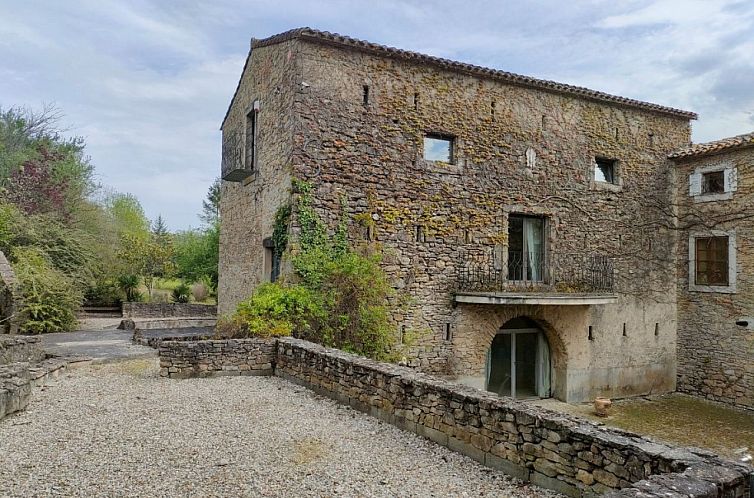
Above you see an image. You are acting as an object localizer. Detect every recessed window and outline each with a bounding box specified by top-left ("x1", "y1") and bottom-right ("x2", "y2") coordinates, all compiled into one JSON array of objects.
[
  {"x1": 245, "y1": 100, "x2": 260, "y2": 172},
  {"x1": 594, "y1": 158, "x2": 616, "y2": 184},
  {"x1": 423, "y1": 134, "x2": 453, "y2": 163},
  {"x1": 701, "y1": 170, "x2": 725, "y2": 194},
  {"x1": 695, "y1": 236, "x2": 729, "y2": 286},
  {"x1": 363, "y1": 85, "x2": 369, "y2": 106}
]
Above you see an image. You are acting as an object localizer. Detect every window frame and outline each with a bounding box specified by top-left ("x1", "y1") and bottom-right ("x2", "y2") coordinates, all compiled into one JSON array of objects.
[
  {"x1": 688, "y1": 230, "x2": 737, "y2": 293},
  {"x1": 423, "y1": 133, "x2": 455, "y2": 164},
  {"x1": 688, "y1": 161, "x2": 737, "y2": 203},
  {"x1": 506, "y1": 214, "x2": 548, "y2": 283},
  {"x1": 590, "y1": 156, "x2": 622, "y2": 191}
]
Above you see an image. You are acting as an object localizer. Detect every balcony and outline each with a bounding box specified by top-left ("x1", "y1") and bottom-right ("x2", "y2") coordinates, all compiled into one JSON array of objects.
[{"x1": 455, "y1": 251, "x2": 617, "y2": 306}]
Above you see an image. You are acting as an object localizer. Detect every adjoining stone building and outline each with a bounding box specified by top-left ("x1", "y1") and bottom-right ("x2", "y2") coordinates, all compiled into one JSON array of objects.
[
  {"x1": 670, "y1": 132, "x2": 754, "y2": 410},
  {"x1": 219, "y1": 28, "x2": 699, "y2": 404}
]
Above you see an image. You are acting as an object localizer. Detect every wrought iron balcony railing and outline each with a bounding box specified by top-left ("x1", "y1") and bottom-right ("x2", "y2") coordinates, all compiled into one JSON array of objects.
[{"x1": 458, "y1": 250, "x2": 615, "y2": 293}]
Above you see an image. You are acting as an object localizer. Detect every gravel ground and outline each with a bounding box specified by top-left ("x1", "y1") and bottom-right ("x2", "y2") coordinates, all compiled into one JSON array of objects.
[{"x1": 0, "y1": 359, "x2": 561, "y2": 498}]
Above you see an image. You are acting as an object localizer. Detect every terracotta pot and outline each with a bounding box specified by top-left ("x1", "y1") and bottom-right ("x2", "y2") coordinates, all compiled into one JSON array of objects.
[{"x1": 594, "y1": 397, "x2": 612, "y2": 417}]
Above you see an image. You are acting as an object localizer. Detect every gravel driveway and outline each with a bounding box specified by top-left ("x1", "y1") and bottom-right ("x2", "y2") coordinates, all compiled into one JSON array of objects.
[{"x1": 0, "y1": 359, "x2": 561, "y2": 497}]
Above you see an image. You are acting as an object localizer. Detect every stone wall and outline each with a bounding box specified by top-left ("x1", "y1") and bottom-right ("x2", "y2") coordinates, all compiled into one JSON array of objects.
[
  {"x1": 286, "y1": 36, "x2": 687, "y2": 401},
  {"x1": 218, "y1": 32, "x2": 694, "y2": 402},
  {"x1": 276, "y1": 338, "x2": 750, "y2": 497},
  {"x1": 0, "y1": 336, "x2": 45, "y2": 420},
  {"x1": 217, "y1": 39, "x2": 300, "y2": 314},
  {"x1": 158, "y1": 338, "x2": 275, "y2": 378},
  {"x1": 121, "y1": 302, "x2": 217, "y2": 319},
  {"x1": 674, "y1": 147, "x2": 754, "y2": 410},
  {"x1": 157, "y1": 336, "x2": 752, "y2": 496}
]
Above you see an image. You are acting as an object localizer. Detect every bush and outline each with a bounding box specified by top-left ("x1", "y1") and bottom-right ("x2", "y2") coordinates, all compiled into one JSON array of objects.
[
  {"x1": 84, "y1": 279, "x2": 123, "y2": 307},
  {"x1": 13, "y1": 247, "x2": 81, "y2": 333},
  {"x1": 224, "y1": 283, "x2": 324, "y2": 339},
  {"x1": 171, "y1": 282, "x2": 191, "y2": 303},
  {"x1": 117, "y1": 274, "x2": 141, "y2": 302}
]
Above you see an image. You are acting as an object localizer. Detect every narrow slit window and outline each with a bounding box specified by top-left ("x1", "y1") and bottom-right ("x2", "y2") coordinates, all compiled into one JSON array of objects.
[
  {"x1": 654, "y1": 323, "x2": 659, "y2": 337},
  {"x1": 414, "y1": 225, "x2": 425, "y2": 243},
  {"x1": 245, "y1": 101, "x2": 259, "y2": 171},
  {"x1": 444, "y1": 323, "x2": 452, "y2": 341},
  {"x1": 413, "y1": 92, "x2": 419, "y2": 110},
  {"x1": 588, "y1": 326, "x2": 594, "y2": 341},
  {"x1": 363, "y1": 85, "x2": 369, "y2": 106},
  {"x1": 491, "y1": 101, "x2": 496, "y2": 121},
  {"x1": 423, "y1": 134, "x2": 454, "y2": 163},
  {"x1": 622, "y1": 323, "x2": 627, "y2": 337}
]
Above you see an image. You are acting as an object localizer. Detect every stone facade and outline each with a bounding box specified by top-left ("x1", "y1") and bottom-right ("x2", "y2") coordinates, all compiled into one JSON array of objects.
[
  {"x1": 121, "y1": 302, "x2": 217, "y2": 319},
  {"x1": 219, "y1": 29, "x2": 695, "y2": 403},
  {"x1": 159, "y1": 338, "x2": 275, "y2": 378},
  {"x1": 158, "y1": 336, "x2": 753, "y2": 497},
  {"x1": 672, "y1": 143, "x2": 754, "y2": 409}
]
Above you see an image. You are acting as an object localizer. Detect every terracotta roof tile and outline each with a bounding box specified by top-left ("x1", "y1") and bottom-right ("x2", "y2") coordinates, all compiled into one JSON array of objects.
[
  {"x1": 669, "y1": 131, "x2": 754, "y2": 160},
  {"x1": 250, "y1": 27, "x2": 697, "y2": 120}
]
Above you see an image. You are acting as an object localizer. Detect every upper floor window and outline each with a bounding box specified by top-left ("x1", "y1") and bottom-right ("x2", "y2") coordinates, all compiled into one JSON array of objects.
[
  {"x1": 508, "y1": 214, "x2": 546, "y2": 282},
  {"x1": 423, "y1": 134, "x2": 454, "y2": 163},
  {"x1": 245, "y1": 99, "x2": 260, "y2": 172},
  {"x1": 594, "y1": 158, "x2": 617, "y2": 184},
  {"x1": 689, "y1": 163, "x2": 736, "y2": 202},
  {"x1": 702, "y1": 171, "x2": 725, "y2": 194},
  {"x1": 689, "y1": 231, "x2": 736, "y2": 293}
]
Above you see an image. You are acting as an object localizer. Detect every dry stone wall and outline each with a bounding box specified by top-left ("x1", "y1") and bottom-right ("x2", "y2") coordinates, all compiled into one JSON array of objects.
[
  {"x1": 674, "y1": 147, "x2": 754, "y2": 410},
  {"x1": 0, "y1": 336, "x2": 45, "y2": 420},
  {"x1": 159, "y1": 338, "x2": 275, "y2": 378},
  {"x1": 157, "y1": 336, "x2": 752, "y2": 497},
  {"x1": 121, "y1": 303, "x2": 217, "y2": 319}
]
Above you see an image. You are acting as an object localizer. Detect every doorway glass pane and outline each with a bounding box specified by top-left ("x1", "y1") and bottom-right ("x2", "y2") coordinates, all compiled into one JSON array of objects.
[
  {"x1": 487, "y1": 334, "x2": 511, "y2": 397},
  {"x1": 515, "y1": 333, "x2": 538, "y2": 399}
]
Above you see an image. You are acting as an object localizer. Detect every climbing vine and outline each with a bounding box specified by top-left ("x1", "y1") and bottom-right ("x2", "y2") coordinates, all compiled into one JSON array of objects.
[{"x1": 223, "y1": 179, "x2": 401, "y2": 362}]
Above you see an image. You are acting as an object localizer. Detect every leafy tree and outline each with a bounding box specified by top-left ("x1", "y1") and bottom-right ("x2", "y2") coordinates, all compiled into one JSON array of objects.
[
  {"x1": 173, "y1": 223, "x2": 219, "y2": 289},
  {"x1": 107, "y1": 193, "x2": 150, "y2": 240},
  {"x1": 117, "y1": 233, "x2": 174, "y2": 300},
  {"x1": 199, "y1": 178, "x2": 220, "y2": 227}
]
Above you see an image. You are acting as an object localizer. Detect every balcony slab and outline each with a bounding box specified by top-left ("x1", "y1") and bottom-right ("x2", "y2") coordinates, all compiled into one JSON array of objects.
[{"x1": 454, "y1": 292, "x2": 618, "y2": 306}]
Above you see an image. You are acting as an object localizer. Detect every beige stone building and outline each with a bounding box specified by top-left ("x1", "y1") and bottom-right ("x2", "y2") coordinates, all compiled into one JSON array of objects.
[
  {"x1": 670, "y1": 132, "x2": 754, "y2": 410},
  {"x1": 219, "y1": 28, "x2": 702, "y2": 404}
]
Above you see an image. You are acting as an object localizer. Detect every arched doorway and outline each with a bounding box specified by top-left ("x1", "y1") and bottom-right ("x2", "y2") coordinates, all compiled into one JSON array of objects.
[{"x1": 486, "y1": 317, "x2": 551, "y2": 399}]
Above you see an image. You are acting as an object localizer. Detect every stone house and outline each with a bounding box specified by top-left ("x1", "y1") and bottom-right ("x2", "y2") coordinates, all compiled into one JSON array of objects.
[
  {"x1": 670, "y1": 132, "x2": 754, "y2": 410},
  {"x1": 218, "y1": 28, "x2": 699, "y2": 404}
]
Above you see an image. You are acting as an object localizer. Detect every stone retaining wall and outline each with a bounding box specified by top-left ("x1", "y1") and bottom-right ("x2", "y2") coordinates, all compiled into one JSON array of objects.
[
  {"x1": 0, "y1": 336, "x2": 45, "y2": 365},
  {"x1": 0, "y1": 336, "x2": 48, "y2": 421},
  {"x1": 122, "y1": 302, "x2": 217, "y2": 319},
  {"x1": 158, "y1": 338, "x2": 275, "y2": 378},
  {"x1": 0, "y1": 251, "x2": 22, "y2": 335},
  {"x1": 158, "y1": 337, "x2": 752, "y2": 497}
]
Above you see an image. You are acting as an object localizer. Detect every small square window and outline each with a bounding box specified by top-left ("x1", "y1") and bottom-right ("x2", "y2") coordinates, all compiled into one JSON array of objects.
[
  {"x1": 423, "y1": 135, "x2": 453, "y2": 163},
  {"x1": 702, "y1": 170, "x2": 725, "y2": 194},
  {"x1": 594, "y1": 158, "x2": 616, "y2": 184},
  {"x1": 695, "y1": 236, "x2": 729, "y2": 286}
]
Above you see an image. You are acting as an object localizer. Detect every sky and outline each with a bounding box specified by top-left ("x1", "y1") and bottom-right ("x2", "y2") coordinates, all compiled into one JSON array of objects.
[{"x1": 1, "y1": 0, "x2": 752, "y2": 230}]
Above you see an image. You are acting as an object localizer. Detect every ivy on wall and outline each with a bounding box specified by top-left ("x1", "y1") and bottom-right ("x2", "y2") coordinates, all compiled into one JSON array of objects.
[{"x1": 219, "y1": 179, "x2": 406, "y2": 361}]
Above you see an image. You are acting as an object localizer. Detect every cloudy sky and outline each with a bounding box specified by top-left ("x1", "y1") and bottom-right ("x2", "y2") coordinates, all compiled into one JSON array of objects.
[{"x1": 1, "y1": 0, "x2": 752, "y2": 229}]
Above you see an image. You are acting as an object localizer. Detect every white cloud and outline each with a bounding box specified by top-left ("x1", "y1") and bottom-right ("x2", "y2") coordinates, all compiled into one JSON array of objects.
[{"x1": 1, "y1": 0, "x2": 752, "y2": 228}]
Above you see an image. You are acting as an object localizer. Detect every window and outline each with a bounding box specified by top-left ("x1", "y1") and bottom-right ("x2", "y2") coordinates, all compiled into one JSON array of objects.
[
  {"x1": 694, "y1": 236, "x2": 729, "y2": 286},
  {"x1": 508, "y1": 214, "x2": 546, "y2": 282},
  {"x1": 701, "y1": 170, "x2": 725, "y2": 194},
  {"x1": 423, "y1": 134, "x2": 453, "y2": 163},
  {"x1": 263, "y1": 237, "x2": 280, "y2": 283},
  {"x1": 594, "y1": 158, "x2": 616, "y2": 184},
  {"x1": 689, "y1": 164, "x2": 737, "y2": 201},
  {"x1": 245, "y1": 100, "x2": 260, "y2": 171}
]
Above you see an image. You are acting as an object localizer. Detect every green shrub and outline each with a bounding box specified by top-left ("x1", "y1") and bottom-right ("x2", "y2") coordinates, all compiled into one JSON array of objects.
[
  {"x1": 84, "y1": 279, "x2": 123, "y2": 307},
  {"x1": 171, "y1": 282, "x2": 191, "y2": 303},
  {"x1": 13, "y1": 247, "x2": 81, "y2": 333},
  {"x1": 117, "y1": 274, "x2": 141, "y2": 302},
  {"x1": 225, "y1": 283, "x2": 325, "y2": 338}
]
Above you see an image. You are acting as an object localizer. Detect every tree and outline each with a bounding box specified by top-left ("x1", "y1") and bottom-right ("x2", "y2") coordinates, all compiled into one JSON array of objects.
[
  {"x1": 152, "y1": 214, "x2": 169, "y2": 239},
  {"x1": 117, "y1": 233, "x2": 174, "y2": 300},
  {"x1": 199, "y1": 177, "x2": 220, "y2": 226}
]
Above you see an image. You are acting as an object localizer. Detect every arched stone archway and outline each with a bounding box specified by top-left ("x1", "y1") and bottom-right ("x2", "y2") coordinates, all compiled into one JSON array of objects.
[{"x1": 450, "y1": 304, "x2": 571, "y2": 400}]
